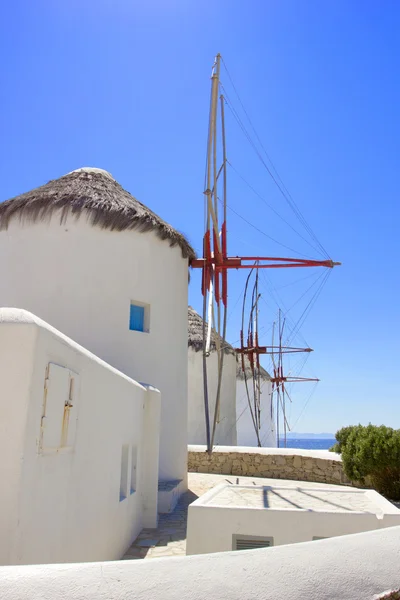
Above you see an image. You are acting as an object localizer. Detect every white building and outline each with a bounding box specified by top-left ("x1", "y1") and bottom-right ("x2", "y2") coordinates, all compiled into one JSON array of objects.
[
  {"x1": 0, "y1": 308, "x2": 160, "y2": 565},
  {"x1": 236, "y1": 357, "x2": 276, "y2": 447},
  {"x1": 187, "y1": 307, "x2": 237, "y2": 446},
  {"x1": 0, "y1": 167, "x2": 195, "y2": 500}
]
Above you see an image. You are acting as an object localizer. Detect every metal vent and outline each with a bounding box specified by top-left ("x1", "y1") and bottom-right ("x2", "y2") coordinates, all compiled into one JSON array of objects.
[{"x1": 233, "y1": 535, "x2": 274, "y2": 551}]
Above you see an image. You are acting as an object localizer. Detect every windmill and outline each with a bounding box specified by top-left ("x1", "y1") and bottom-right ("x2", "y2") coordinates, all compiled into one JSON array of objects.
[
  {"x1": 270, "y1": 309, "x2": 319, "y2": 448},
  {"x1": 235, "y1": 269, "x2": 317, "y2": 448},
  {"x1": 190, "y1": 54, "x2": 340, "y2": 454}
]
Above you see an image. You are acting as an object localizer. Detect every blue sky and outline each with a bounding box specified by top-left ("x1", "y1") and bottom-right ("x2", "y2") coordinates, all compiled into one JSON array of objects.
[{"x1": 1, "y1": 1, "x2": 399, "y2": 434}]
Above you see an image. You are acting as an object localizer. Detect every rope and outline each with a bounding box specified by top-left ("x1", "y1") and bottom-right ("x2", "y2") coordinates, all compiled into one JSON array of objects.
[
  {"x1": 241, "y1": 268, "x2": 262, "y2": 446},
  {"x1": 285, "y1": 270, "x2": 331, "y2": 346},
  {"x1": 290, "y1": 383, "x2": 319, "y2": 431},
  {"x1": 258, "y1": 273, "x2": 310, "y2": 349},
  {"x1": 222, "y1": 197, "x2": 315, "y2": 258},
  {"x1": 223, "y1": 93, "x2": 329, "y2": 259},
  {"x1": 220, "y1": 59, "x2": 330, "y2": 260},
  {"x1": 227, "y1": 161, "x2": 323, "y2": 259}
]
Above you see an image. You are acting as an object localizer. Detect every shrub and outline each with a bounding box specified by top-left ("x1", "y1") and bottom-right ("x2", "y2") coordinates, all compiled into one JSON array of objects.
[
  {"x1": 330, "y1": 425, "x2": 361, "y2": 453},
  {"x1": 332, "y1": 424, "x2": 400, "y2": 500}
]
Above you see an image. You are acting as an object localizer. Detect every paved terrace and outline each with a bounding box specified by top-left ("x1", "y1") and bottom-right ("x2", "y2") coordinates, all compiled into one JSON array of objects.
[
  {"x1": 204, "y1": 485, "x2": 383, "y2": 512},
  {"x1": 124, "y1": 473, "x2": 389, "y2": 560}
]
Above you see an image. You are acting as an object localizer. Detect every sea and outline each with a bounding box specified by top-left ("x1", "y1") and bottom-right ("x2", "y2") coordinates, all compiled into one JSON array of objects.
[{"x1": 278, "y1": 438, "x2": 336, "y2": 450}]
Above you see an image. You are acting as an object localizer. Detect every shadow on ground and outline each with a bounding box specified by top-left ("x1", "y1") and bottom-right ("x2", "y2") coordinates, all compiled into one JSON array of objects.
[{"x1": 123, "y1": 490, "x2": 199, "y2": 560}]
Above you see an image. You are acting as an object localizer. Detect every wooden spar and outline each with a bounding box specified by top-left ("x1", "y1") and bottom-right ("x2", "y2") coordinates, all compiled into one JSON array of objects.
[
  {"x1": 192, "y1": 257, "x2": 341, "y2": 269},
  {"x1": 236, "y1": 346, "x2": 313, "y2": 354},
  {"x1": 202, "y1": 54, "x2": 221, "y2": 454},
  {"x1": 210, "y1": 92, "x2": 229, "y2": 449}
]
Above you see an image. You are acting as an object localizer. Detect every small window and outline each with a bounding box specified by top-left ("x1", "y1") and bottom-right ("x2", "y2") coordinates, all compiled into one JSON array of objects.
[
  {"x1": 130, "y1": 446, "x2": 137, "y2": 494},
  {"x1": 129, "y1": 302, "x2": 150, "y2": 333},
  {"x1": 120, "y1": 444, "x2": 129, "y2": 501},
  {"x1": 130, "y1": 304, "x2": 144, "y2": 332}
]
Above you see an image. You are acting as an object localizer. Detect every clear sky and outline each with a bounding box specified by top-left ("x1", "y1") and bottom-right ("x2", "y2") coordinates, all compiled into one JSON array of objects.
[{"x1": 1, "y1": 1, "x2": 399, "y2": 434}]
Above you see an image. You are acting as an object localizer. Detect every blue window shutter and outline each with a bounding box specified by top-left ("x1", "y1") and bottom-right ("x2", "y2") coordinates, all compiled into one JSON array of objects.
[{"x1": 129, "y1": 305, "x2": 145, "y2": 332}]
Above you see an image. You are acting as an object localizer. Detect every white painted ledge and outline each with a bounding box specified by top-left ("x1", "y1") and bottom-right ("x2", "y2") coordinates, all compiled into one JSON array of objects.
[
  {"x1": 0, "y1": 307, "x2": 144, "y2": 389},
  {"x1": 0, "y1": 526, "x2": 399, "y2": 600}
]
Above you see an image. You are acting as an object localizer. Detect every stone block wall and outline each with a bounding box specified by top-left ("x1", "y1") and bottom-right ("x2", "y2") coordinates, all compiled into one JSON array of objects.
[{"x1": 188, "y1": 445, "x2": 353, "y2": 486}]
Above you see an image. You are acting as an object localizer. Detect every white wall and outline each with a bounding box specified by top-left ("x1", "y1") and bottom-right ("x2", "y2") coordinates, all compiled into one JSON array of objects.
[
  {"x1": 188, "y1": 348, "x2": 237, "y2": 446},
  {"x1": 236, "y1": 378, "x2": 276, "y2": 447},
  {"x1": 0, "y1": 526, "x2": 400, "y2": 600},
  {"x1": 0, "y1": 216, "x2": 188, "y2": 483},
  {"x1": 0, "y1": 308, "x2": 160, "y2": 566},
  {"x1": 186, "y1": 482, "x2": 400, "y2": 555}
]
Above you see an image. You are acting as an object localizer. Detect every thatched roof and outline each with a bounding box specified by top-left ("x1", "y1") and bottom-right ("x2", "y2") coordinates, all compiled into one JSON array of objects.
[
  {"x1": 188, "y1": 306, "x2": 235, "y2": 355},
  {"x1": 187, "y1": 308, "x2": 271, "y2": 380},
  {"x1": 236, "y1": 355, "x2": 271, "y2": 381},
  {"x1": 0, "y1": 167, "x2": 195, "y2": 260}
]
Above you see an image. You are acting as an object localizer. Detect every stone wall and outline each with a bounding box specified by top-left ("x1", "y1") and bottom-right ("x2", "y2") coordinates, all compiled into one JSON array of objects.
[{"x1": 188, "y1": 445, "x2": 353, "y2": 486}]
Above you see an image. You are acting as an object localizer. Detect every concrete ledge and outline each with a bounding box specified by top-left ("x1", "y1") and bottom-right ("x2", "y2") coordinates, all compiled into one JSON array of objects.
[
  {"x1": 1, "y1": 526, "x2": 400, "y2": 600},
  {"x1": 188, "y1": 445, "x2": 352, "y2": 486},
  {"x1": 0, "y1": 307, "x2": 144, "y2": 389}
]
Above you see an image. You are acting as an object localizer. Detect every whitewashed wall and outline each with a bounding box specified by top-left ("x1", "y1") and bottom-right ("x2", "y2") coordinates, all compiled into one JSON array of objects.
[
  {"x1": 0, "y1": 526, "x2": 400, "y2": 600},
  {"x1": 186, "y1": 482, "x2": 400, "y2": 555},
  {"x1": 236, "y1": 378, "x2": 276, "y2": 447},
  {"x1": 188, "y1": 348, "x2": 237, "y2": 446},
  {"x1": 0, "y1": 308, "x2": 160, "y2": 566},
  {"x1": 0, "y1": 216, "x2": 188, "y2": 484}
]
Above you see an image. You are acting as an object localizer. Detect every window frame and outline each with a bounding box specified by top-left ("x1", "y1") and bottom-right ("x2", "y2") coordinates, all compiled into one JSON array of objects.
[{"x1": 129, "y1": 301, "x2": 150, "y2": 333}]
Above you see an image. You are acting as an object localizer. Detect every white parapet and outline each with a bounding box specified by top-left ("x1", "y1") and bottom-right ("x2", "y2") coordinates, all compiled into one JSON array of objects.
[
  {"x1": 0, "y1": 526, "x2": 400, "y2": 600},
  {"x1": 186, "y1": 480, "x2": 400, "y2": 555},
  {"x1": 0, "y1": 308, "x2": 160, "y2": 566}
]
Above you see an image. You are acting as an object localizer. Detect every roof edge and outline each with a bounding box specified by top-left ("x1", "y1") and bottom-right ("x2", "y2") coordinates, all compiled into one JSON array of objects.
[{"x1": 0, "y1": 170, "x2": 196, "y2": 261}]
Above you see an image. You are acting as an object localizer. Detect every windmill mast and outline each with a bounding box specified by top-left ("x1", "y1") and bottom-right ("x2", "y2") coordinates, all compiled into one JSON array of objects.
[
  {"x1": 195, "y1": 54, "x2": 340, "y2": 455},
  {"x1": 202, "y1": 53, "x2": 223, "y2": 453}
]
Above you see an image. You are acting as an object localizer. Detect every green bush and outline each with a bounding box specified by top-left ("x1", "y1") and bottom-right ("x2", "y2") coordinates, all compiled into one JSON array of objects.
[
  {"x1": 332, "y1": 424, "x2": 400, "y2": 500},
  {"x1": 329, "y1": 425, "x2": 362, "y2": 453}
]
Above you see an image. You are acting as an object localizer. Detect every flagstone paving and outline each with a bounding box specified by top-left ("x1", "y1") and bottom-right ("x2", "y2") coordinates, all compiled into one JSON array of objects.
[
  {"x1": 123, "y1": 473, "x2": 233, "y2": 560},
  {"x1": 123, "y1": 489, "x2": 196, "y2": 559}
]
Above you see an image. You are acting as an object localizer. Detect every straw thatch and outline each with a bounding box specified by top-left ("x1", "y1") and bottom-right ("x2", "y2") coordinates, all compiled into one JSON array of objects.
[
  {"x1": 187, "y1": 307, "x2": 271, "y2": 380},
  {"x1": 0, "y1": 167, "x2": 195, "y2": 260},
  {"x1": 236, "y1": 355, "x2": 271, "y2": 381},
  {"x1": 188, "y1": 306, "x2": 235, "y2": 355}
]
